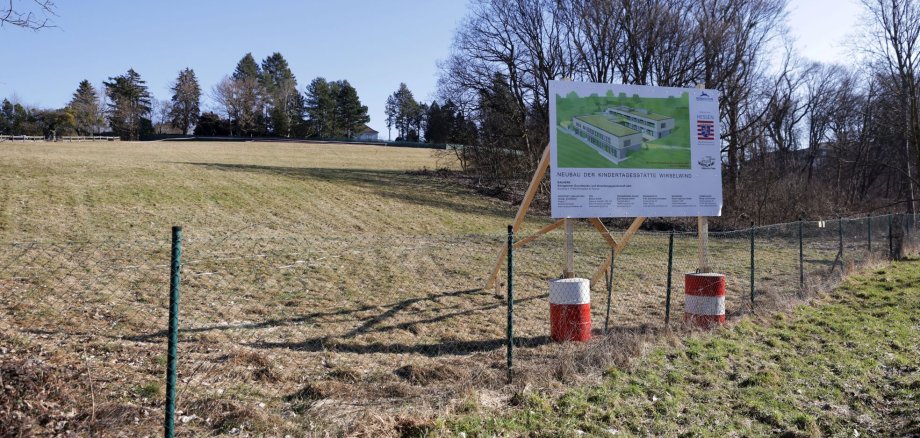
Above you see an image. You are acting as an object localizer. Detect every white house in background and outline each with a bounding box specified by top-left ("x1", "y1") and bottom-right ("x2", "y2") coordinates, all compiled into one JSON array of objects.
[{"x1": 354, "y1": 124, "x2": 379, "y2": 141}]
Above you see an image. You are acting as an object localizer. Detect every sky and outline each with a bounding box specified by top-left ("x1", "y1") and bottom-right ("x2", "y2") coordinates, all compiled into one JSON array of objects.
[{"x1": 0, "y1": 0, "x2": 862, "y2": 137}]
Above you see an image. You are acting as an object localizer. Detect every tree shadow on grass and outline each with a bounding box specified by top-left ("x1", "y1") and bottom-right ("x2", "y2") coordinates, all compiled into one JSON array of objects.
[
  {"x1": 247, "y1": 334, "x2": 554, "y2": 358},
  {"x1": 178, "y1": 162, "x2": 513, "y2": 221},
  {"x1": 125, "y1": 287, "x2": 504, "y2": 343},
  {"x1": 123, "y1": 285, "x2": 557, "y2": 357}
]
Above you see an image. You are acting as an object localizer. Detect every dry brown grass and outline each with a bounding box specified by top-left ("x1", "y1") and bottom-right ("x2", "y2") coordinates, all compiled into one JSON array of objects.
[{"x1": 0, "y1": 141, "x2": 890, "y2": 436}]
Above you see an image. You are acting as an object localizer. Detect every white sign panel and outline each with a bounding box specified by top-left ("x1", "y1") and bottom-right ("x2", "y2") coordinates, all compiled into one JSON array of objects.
[{"x1": 549, "y1": 80, "x2": 722, "y2": 218}]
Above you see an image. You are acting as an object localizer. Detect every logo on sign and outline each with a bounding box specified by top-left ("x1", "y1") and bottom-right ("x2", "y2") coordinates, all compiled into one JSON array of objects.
[
  {"x1": 697, "y1": 120, "x2": 715, "y2": 141},
  {"x1": 698, "y1": 156, "x2": 716, "y2": 169},
  {"x1": 696, "y1": 91, "x2": 715, "y2": 102}
]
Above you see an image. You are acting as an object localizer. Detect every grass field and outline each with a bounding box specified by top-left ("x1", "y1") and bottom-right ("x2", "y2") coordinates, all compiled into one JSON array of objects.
[
  {"x1": 444, "y1": 260, "x2": 920, "y2": 436},
  {"x1": 0, "y1": 141, "x2": 905, "y2": 436},
  {"x1": 0, "y1": 140, "x2": 518, "y2": 242}
]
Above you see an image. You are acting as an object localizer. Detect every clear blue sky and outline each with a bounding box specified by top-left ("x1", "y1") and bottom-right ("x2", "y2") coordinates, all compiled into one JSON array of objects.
[
  {"x1": 0, "y1": 0, "x2": 468, "y2": 136},
  {"x1": 1, "y1": 0, "x2": 861, "y2": 137}
]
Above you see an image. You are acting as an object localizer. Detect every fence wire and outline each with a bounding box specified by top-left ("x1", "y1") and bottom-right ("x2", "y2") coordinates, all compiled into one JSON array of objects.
[{"x1": 0, "y1": 214, "x2": 916, "y2": 436}]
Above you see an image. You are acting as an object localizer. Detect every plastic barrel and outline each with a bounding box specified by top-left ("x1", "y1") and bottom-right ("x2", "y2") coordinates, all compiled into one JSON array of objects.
[
  {"x1": 684, "y1": 272, "x2": 726, "y2": 328},
  {"x1": 549, "y1": 278, "x2": 591, "y2": 342}
]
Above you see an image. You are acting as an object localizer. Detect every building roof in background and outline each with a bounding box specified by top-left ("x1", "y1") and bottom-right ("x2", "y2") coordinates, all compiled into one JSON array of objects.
[
  {"x1": 610, "y1": 106, "x2": 672, "y2": 121},
  {"x1": 576, "y1": 115, "x2": 640, "y2": 137}
]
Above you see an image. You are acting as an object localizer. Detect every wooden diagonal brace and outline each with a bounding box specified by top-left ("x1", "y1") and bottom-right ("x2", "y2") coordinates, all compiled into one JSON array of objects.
[
  {"x1": 485, "y1": 145, "x2": 551, "y2": 289},
  {"x1": 514, "y1": 219, "x2": 565, "y2": 249},
  {"x1": 589, "y1": 218, "x2": 618, "y2": 249},
  {"x1": 590, "y1": 217, "x2": 647, "y2": 286}
]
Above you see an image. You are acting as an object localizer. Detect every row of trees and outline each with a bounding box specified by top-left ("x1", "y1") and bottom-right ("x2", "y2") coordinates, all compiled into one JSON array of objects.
[
  {"x1": 0, "y1": 68, "x2": 200, "y2": 140},
  {"x1": 436, "y1": 0, "x2": 920, "y2": 222},
  {"x1": 383, "y1": 83, "x2": 477, "y2": 145},
  {"x1": 208, "y1": 52, "x2": 370, "y2": 138},
  {"x1": 3, "y1": 51, "x2": 373, "y2": 141}
]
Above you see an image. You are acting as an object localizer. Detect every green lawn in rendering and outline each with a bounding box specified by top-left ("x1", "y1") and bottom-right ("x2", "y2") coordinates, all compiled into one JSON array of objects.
[{"x1": 557, "y1": 130, "x2": 691, "y2": 169}]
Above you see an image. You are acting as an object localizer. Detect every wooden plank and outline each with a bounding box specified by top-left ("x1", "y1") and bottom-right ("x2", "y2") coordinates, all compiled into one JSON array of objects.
[
  {"x1": 514, "y1": 219, "x2": 564, "y2": 249},
  {"x1": 617, "y1": 216, "x2": 646, "y2": 251},
  {"x1": 589, "y1": 218, "x2": 618, "y2": 249},
  {"x1": 698, "y1": 216, "x2": 710, "y2": 272},
  {"x1": 511, "y1": 145, "x2": 551, "y2": 232},
  {"x1": 563, "y1": 219, "x2": 575, "y2": 278},
  {"x1": 485, "y1": 144, "x2": 551, "y2": 289},
  {"x1": 591, "y1": 217, "x2": 647, "y2": 286}
]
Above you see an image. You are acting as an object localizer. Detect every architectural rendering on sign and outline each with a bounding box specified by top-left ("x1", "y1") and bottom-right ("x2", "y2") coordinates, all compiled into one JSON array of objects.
[
  {"x1": 549, "y1": 80, "x2": 722, "y2": 218},
  {"x1": 570, "y1": 106, "x2": 677, "y2": 164},
  {"x1": 554, "y1": 89, "x2": 692, "y2": 170},
  {"x1": 571, "y1": 115, "x2": 644, "y2": 162},
  {"x1": 604, "y1": 106, "x2": 675, "y2": 139}
]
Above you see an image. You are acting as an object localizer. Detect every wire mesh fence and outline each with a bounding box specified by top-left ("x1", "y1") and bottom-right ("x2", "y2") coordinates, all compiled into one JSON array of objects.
[{"x1": 1, "y1": 213, "x2": 916, "y2": 435}]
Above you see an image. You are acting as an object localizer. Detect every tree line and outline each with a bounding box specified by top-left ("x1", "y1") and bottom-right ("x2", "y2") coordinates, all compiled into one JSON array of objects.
[
  {"x1": 0, "y1": 52, "x2": 374, "y2": 141},
  {"x1": 434, "y1": 0, "x2": 920, "y2": 223}
]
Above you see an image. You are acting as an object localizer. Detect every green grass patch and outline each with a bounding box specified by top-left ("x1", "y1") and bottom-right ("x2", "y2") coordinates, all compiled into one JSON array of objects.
[{"x1": 441, "y1": 260, "x2": 920, "y2": 437}]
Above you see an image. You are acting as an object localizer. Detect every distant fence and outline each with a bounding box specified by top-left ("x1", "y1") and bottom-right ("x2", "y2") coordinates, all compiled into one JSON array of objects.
[
  {"x1": 0, "y1": 213, "x2": 916, "y2": 435},
  {"x1": 60, "y1": 136, "x2": 120, "y2": 142},
  {"x1": 0, "y1": 135, "x2": 122, "y2": 142},
  {"x1": 0, "y1": 135, "x2": 45, "y2": 142},
  {"x1": 156, "y1": 135, "x2": 456, "y2": 150}
]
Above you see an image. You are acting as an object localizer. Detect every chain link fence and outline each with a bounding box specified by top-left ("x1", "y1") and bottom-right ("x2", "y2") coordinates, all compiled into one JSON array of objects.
[{"x1": 1, "y1": 214, "x2": 916, "y2": 435}]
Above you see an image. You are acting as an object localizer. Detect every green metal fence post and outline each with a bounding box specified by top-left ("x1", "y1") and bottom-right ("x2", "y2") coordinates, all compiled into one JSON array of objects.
[
  {"x1": 838, "y1": 216, "x2": 844, "y2": 263},
  {"x1": 867, "y1": 214, "x2": 872, "y2": 253},
  {"x1": 799, "y1": 219, "x2": 804, "y2": 290},
  {"x1": 604, "y1": 248, "x2": 615, "y2": 334},
  {"x1": 750, "y1": 222, "x2": 755, "y2": 310},
  {"x1": 506, "y1": 225, "x2": 514, "y2": 384},
  {"x1": 164, "y1": 226, "x2": 182, "y2": 438},
  {"x1": 665, "y1": 229, "x2": 674, "y2": 325},
  {"x1": 888, "y1": 214, "x2": 894, "y2": 259}
]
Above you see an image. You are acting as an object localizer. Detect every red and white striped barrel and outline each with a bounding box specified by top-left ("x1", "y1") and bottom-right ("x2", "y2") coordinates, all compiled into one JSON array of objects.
[
  {"x1": 684, "y1": 273, "x2": 726, "y2": 328},
  {"x1": 549, "y1": 278, "x2": 591, "y2": 342}
]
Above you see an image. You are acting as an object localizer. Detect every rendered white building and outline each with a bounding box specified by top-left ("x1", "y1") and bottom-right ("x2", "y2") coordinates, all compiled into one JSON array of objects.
[
  {"x1": 572, "y1": 115, "x2": 644, "y2": 160},
  {"x1": 604, "y1": 106, "x2": 675, "y2": 139}
]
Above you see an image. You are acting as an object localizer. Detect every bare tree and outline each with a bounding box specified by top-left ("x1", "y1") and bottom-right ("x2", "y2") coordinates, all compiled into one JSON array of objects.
[
  {"x1": 1, "y1": 0, "x2": 56, "y2": 29},
  {"x1": 859, "y1": 0, "x2": 920, "y2": 213},
  {"x1": 151, "y1": 98, "x2": 172, "y2": 134},
  {"x1": 558, "y1": 0, "x2": 621, "y2": 83}
]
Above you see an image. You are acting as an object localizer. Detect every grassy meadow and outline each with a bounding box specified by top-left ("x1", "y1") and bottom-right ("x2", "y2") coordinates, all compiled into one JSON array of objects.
[
  {"x1": 0, "y1": 140, "x2": 901, "y2": 436},
  {"x1": 445, "y1": 261, "x2": 920, "y2": 436},
  {"x1": 0, "y1": 140, "x2": 523, "y2": 242}
]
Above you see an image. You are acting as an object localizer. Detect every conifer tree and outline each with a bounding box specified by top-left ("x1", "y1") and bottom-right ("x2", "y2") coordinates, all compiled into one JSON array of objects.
[
  {"x1": 334, "y1": 80, "x2": 370, "y2": 137},
  {"x1": 260, "y1": 52, "x2": 299, "y2": 136},
  {"x1": 231, "y1": 53, "x2": 265, "y2": 135},
  {"x1": 168, "y1": 68, "x2": 201, "y2": 135},
  {"x1": 103, "y1": 68, "x2": 152, "y2": 140},
  {"x1": 67, "y1": 80, "x2": 102, "y2": 135}
]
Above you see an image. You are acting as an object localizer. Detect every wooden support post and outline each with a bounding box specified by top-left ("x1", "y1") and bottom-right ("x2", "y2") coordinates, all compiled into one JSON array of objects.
[
  {"x1": 589, "y1": 218, "x2": 619, "y2": 249},
  {"x1": 485, "y1": 145, "x2": 551, "y2": 289},
  {"x1": 513, "y1": 219, "x2": 565, "y2": 249},
  {"x1": 697, "y1": 216, "x2": 710, "y2": 273},
  {"x1": 590, "y1": 216, "x2": 646, "y2": 286},
  {"x1": 563, "y1": 218, "x2": 575, "y2": 278}
]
